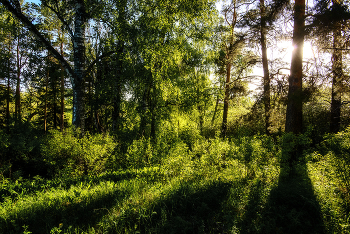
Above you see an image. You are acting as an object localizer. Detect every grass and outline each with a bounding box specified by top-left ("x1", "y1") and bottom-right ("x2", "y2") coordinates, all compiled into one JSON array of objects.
[{"x1": 0, "y1": 135, "x2": 349, "y2": 233}]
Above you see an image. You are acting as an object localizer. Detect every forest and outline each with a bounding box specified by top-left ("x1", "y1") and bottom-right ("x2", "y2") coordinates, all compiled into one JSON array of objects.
[{"x1": 0, "y1": 0, "x2": 350, "y2": 233}]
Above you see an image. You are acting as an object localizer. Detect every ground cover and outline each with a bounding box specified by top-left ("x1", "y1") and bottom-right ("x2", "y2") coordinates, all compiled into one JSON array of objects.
[{"x1": 0, "y1": 133, "x2": 349, "y2": 233}]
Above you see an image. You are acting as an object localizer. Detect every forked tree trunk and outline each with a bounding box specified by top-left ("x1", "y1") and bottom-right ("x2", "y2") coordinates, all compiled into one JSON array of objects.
[{"x1": 285, "y1": 0, "x2": 305, "y2": 134}]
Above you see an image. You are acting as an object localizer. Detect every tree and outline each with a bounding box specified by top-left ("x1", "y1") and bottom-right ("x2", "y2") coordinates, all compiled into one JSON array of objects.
[
  {"x1": 285, "y1": 0, "x2": 305, "y2": 134},
  {"x1": 219, "y1": 0, "x2": 245, "y2": 138},
  {"x1": 309, "y1": 0, "x2": 350, "y2": 133},
  {"x1": 259, "y1": 0, "x2": 271, "y2": 135},
  {"x1": 0, "y1": 0, "x2": 114, "y2": 134}
]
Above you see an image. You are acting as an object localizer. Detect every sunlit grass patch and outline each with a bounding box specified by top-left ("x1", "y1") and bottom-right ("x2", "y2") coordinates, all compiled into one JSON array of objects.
[
  {"x1": 308, "y1": 153, "x2": 350, "y2": 233},
  {"x1": 1, "y1": 133, "x2": 349, "y2": 233},
  {"x1": 0, "y1": 179, "x2": 134, "y2": 233}
]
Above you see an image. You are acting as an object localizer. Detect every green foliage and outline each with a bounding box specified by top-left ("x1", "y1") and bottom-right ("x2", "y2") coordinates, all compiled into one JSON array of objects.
[
  {"x1": 1, "y1": 130, "x2": 350, "y2": 233},
  {"x1": 178, "y1": 122, "x2": 203, "y2": 150},
  {"x1": 321, "y1": 127, "x2": 350, "y2": 207},
  {"x1": 279, "y1": 132, "x2": 312, "y2": 165},
  {"x1": 126, "y1": 137, "x2": 155, "y2": 169},
  {"x1": 41, "y1": 129, "x2": 115, "y2": 177}
]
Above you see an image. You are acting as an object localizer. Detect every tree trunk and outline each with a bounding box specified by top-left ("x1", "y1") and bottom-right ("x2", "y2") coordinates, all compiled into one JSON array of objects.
[
  {"x1": 222, "y1": 62, "x2": 231, "y2": 138},
  {"x1": 6, "y1": 43, "x2": 11, "y2": 133},
  {"x1": 139, "y1": 84, "x2": 150, "y2": 138},
  {"x1": 44, "y1": 66, "x2": 49, "y2": 132},
  {"x1": 94, "y1": 61, "x2": 102, "y2": 133},
  {"x1": 211, "y1": 94, "x2": 220, "y2": 125},
  {"x1": 72, "y1": 0, "x2": 86, "y2": 134},
  {"x1": 198, "y1": 105, "x2": 204, "y2": 135},
  {"x1": 53, "y1": 72, "x2": 57, "y2": 129},
  {"x1": 112, "y1": 44, "x2": 124, "y2": 134},
  {"x1": 330, "y1": 10, "x2": 343, "y2": 133},
  {"x1": 15, "y1": 38, "x2": 21, "y2": 124},
  {"x1": 60, "y1": 41, "x2": 65, "y2": 131},
  {"x1": 260, "y1": 0, "x2": 271, "y2": 135},
  {"x1": 285, "y1": 0, "x2": 305, "y2": 134}
]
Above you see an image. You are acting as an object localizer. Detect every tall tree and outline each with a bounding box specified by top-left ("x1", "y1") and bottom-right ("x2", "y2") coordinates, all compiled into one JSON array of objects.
[
  {"x1": 330, "y1": 11, "x2": 343, "y2": 133},
  {"x1": 260, "y1": 0, "x2": 271, "y2": 135},
  {"x1": 285, "y1": 0, "x2": 305, "y2": 134},
  {"x1": 221, "y1": 0, "x2": 240, "y2": 138},
  {"x1": 329, "y1": 0, "x2": 349, "y2": 133},
  {"x1": 309, "y1": 0, "x2": 350, "y2": 133},
  {"x1": 0, "y1": 0, "x2": 113, "y2": 134}
]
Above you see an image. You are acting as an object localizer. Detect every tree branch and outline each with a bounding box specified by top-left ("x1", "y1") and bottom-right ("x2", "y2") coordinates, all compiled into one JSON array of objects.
[
  {"x1": 0, "y1": 0, "x2": 75, "y2": 84},
  {"x1": 41, "y1": 0, "x2": 74, "y2": 38},
  {"x1": 84, "y1": 50, "x2": 118, "y2": 78}
]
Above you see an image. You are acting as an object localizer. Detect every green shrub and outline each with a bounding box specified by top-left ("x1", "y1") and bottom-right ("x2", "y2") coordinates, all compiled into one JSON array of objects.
[
  {"x1": 41, "y1": 129, "x2": 115, "y2": 177},
  {"x1": 279, "y1": 132, "x2": 311, "y2": 164},
  {"x1": 323, "y1": 127, "x2": 350, "y2": 200},
  {"x1": 199, "y1": 137, "x2": 231, "y2": 169},
  {"x1": 178, "y1": 123, "x2": 203, "y2": 150},
  {"x1": 162, "y1": 141, "x2": 192, "y2": 178},
  {"x1": 126, "y1": 137, "x2": 155, "y2": 168},
  {"x1": 0, "y1": 124, "x2": 44, "y2": 178},
  {"x1": 233, "y1": 136, "x2": 276, "y2": 177}
]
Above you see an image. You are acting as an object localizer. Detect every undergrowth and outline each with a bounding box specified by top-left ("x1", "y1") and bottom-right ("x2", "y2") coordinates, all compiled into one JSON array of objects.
[{"x1": 0, "y1": 128, "x2": 350, "y2": 233}]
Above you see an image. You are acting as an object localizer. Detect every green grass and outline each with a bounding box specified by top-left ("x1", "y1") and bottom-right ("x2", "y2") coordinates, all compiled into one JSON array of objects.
[{"x1": 1, "y1": 135, "x2": 349, "y2": 233}]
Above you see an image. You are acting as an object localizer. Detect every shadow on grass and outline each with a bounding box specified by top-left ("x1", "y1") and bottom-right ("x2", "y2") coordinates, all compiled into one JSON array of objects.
[
  {"x1": 0, "y1": 169, "x2": 157, "y2": 202},
  {"x1": 240, "y1": 160, "x2": 325, "y2": 234},
  {"x1": 105, "y1": 179, "x2": 235, "y2": 234},
  {"x1": 0, "y1": 185, "x2": 132, "y2": 234}
]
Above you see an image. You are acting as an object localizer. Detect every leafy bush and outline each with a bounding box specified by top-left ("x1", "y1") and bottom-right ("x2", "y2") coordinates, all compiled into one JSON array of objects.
[
  {"x1": 41, "y1": 129, "x2": 115, "y2": 177},
  {"x1": 126, "y1": 137, "x2": 155, "y2": 169},
  {"x1": 197, "y1": 137, "x2": 231, "y2": 169},
  {"x1": 279, "y1": 132, "x2": 311, "y2": 164},
  {"x1": 162, "y1": 141, "x2": 193, "y2": 178},
  {"x1": 233, "y1": 136, "x2": 276, "y2": 177},
  {"x1": 322, "y1": 127, "x2": 350, "y2": 203},
  {"x1": 178, "y1": 122, "x2": 203, "y2": 150}
]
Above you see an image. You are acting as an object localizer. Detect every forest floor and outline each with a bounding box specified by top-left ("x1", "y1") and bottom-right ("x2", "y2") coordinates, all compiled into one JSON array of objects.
[{"x1": 0, "y1": 140, "x2": 349, "y2": 233}]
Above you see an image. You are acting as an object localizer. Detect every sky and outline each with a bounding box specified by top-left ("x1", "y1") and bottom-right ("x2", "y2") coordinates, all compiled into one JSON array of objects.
[{"x1": 25, "y1": 0, "x2": 40, "y2": 4}]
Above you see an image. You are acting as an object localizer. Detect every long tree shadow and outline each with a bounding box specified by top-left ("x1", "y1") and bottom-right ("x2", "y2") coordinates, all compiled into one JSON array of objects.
[
  {"x1": 104, "y1": 179, "x2": 235, "y2": 234},
  {"x1": 0, "y1": 169, "x2": 157, "y2": 203},
  {"x1": 252, "y1": 160, "x2": 325, "y2": 234}
]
